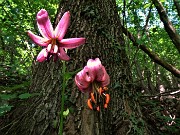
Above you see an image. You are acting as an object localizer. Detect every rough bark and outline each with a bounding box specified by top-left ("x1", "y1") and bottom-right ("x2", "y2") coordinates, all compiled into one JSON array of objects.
[
  {"x1": 152, "y1": 0, "x2": 180, "y2": 53},
  {"x1": 1, "y1": 0, "x2": 151, "y2": 135},
  {"x1": 0, "y1": 61, "x2": 62, "y2": 135}
]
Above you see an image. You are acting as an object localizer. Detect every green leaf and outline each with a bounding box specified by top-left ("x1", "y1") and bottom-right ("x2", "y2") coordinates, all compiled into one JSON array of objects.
[
  {"x1": 0, "y1": 0, "x2": 5, "y2": 4},
  {"x1": 0, "y1": 94, "x2": 17, "y2": 100},
  {"x1": 18, "y1": 93, "x2": 40, "y2": 99},
  {"x1": 63, "y1": 68, "x2": 82, "y2": 83},
  {"x1": 113, "y1": 83, "x2": 121, "y2": 89},
  {"x1": 0, "y1": 104, "x2": 13, "y2": 116},
  {"x1": 137, "y1": 39, "x2": 143, "y2": 44},
  {"x1": 53, "y1": 120, "x2": 58, "y2": 128},
  {"x1": 69, "y1": 107, "x2": 74, "y2": 113},
  {"x1": 64, "y1": 72, "x2": 72, "y2": 81},
  {"x1": 63, "y1": 108, "x2": 69, "y2": 117},
  {"x1": 144, "y1": 3, "x2": 151, "y2": 9},
  {"x1": 18, "y1": 93, "x2": 32, "y2": 99}
]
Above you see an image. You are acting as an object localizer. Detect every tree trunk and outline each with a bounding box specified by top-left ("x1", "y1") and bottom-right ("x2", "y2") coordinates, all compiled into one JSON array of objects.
[{"x1": 0, "y1": 0, "x2": 151, "y2": 135}]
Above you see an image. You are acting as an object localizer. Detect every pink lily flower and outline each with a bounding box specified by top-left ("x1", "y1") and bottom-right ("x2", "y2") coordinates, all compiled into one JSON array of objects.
[
  {"x1": 75, "y1": 58, "x2": 110, "y2": 93},
  {"x1": 28, "y1": 9, "x2": 85, "y2": 62}
]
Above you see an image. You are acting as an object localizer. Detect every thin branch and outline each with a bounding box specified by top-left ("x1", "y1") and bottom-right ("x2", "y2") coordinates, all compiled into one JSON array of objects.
[
  {"x1": 151, "y1": 0, "x2": 180, "y2": 53},
  {"x1": 27, "y1": 0, "x2": 38, "y2": 33},
  {"x1": 121, "y1": 24, "x2": 180, "y2": 78},
  {"x1": 173, "y1": 0, "x2": 180, "y2": 17},
  {"x1": 142, "y1": 3, "x2": 153, "y2": 35},
  {"x1": 123, "y1": 0, "x2": 126, "y2": 26},
  {"x1": 141, "y1": 90, "x2": 180, "y2": 98}
]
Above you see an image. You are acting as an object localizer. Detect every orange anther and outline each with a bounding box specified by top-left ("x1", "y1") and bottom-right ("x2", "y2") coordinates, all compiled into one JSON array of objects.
[
  {"x1": 87, "y1": 99, "x2": 93, "y2": 110},
  {"x1": 105, "y1": 94, "x2": 110, "y2": 104},
  {"x1": 90, "y1": 92, "x2": 96, "y2": 103},
  {"x1": 104, "y1": 103, "x2": 108, "y2": 108},
  {"x1": 98, "y1": 87, "x2": 104, "y2": 95},
  {"x1": 103, "y1": 87, "x2": 108, "y2": 91},
  {"x1": 97, "y1": 106, "x2": 100, "y2": 111}
]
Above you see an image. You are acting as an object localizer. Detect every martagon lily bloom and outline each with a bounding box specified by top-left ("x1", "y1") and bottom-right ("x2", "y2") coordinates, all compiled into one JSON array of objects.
[
  {"x1": 28, "y1": 9, "x2": 85, "y2": 62},
  {"x1": 75, "y1": 58, "x2": 110, "y2": 111}
]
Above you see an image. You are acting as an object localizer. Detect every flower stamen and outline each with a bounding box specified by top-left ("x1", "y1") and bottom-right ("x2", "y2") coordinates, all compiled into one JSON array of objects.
[{"x1": 87, "y1": 85, "x2": 110, "y2": 111}]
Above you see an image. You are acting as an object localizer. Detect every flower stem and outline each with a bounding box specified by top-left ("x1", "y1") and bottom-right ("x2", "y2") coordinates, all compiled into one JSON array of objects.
[{"x1": 59, "y1": 61, "x2": 66, "y2": 135}]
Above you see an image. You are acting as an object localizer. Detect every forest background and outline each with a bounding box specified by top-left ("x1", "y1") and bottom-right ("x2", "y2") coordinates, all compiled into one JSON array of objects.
[{"x1": 0, "y1": 0, "x2": 180, "y2": 135}]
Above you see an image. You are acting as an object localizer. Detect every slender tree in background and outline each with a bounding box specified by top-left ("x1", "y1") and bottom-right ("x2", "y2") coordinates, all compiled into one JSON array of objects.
[
  {"x1": 0, "y1": 0, "x2": 179, "y2": 135},
  {"x1": 152, "y1": 0, "x2": 180, "y2": 53}
]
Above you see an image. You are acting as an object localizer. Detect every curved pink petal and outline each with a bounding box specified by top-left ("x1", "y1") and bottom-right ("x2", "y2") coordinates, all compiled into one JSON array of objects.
[
  {"x1": 55, "y1": 11, "x2": 70, "y2": 41},
  {"x1": 75, "y1": 70, "x2": 92, "y2": 93},
  {"x1": 57, "y1": 48, "x2": 70, "y2": 61},
  {"x1": 87, "y1": 58, "x2": 102, "y2": 70},
  {"x1": 75, "y1": 74, "x2": 89, "y2": 89},
  {"x1": 98, "y1": 66, "x2": 110, "y2": 86},
  {"x1": 96, "y1": 66, "x2": 105, "y2": 81},
  {"x1": 101, "y1": 73, "x2": 110, "y2": 87},
  {"x1": 86, "y1": 58, "x2": 110, "y2": 86},
  {"x1": 60, "y1": 38, "x2": 85, "y2": 49},
  {"x1": 81, "y1": 66, "x2": 92, "y2": 82},
  {"x1": 37, "y1": 9, "x2": 54, "y2": 39},
  {"x1": 27, "y1": 31, "x2": 50, "y2": 46},
  {"x1": 36, "y1": 48, "x2": 47, "y2": 62},
  {"x1": 86, "y1": 58, "x2": 102, "y2": 81}
]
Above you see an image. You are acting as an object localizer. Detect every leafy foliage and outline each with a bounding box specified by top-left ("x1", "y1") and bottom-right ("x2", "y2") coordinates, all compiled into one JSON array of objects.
[{"x1": 116, "y1": 0, "x2": 180, "y2": 134}]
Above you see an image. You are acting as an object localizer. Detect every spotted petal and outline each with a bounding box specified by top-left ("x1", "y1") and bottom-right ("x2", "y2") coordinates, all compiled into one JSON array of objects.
[
  {"x1": 60, "y1": 38, "x2": 85, "y2": 49},
  {"x1": 28, "y1": 31, "x2": 50, "y2": 46},
  {"x1": 55, "y1": 11, "x2": 70, "y2": 41},
  {"x1": 81, "y1": 66, "x2": 92, "y2": 82},
  {"x1": 96, "y1": 66, "x2": 105, "y2": 81},
  {"x1": 86, "y1": 58, "x2": 102, "y2": 81},
  {"x1": 37, "y1": 9, "x2": 54, "y2": 39}
]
